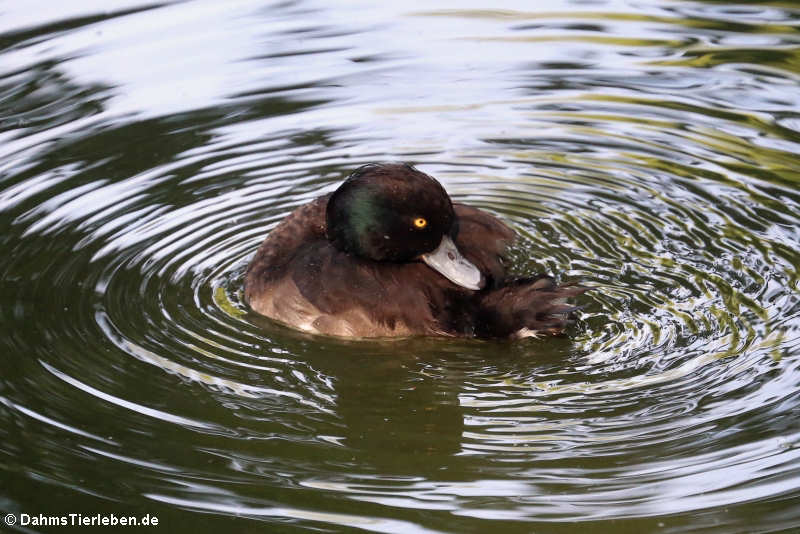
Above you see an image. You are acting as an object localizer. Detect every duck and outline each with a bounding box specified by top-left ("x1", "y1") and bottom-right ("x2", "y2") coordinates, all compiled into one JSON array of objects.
[{"x1": 244, "y1": 163, "x2": 585, "y2": 338}]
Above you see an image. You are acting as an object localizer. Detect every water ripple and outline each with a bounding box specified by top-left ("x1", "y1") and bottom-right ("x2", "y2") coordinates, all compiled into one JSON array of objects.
[{"x1": 1, "y1": 1, "x2": 800, "y2": 533}]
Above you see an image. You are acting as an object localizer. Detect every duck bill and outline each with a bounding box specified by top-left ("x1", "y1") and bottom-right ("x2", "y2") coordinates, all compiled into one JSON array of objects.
[{"x1": 421, "y1": 235, "x2": 484, "y2": 290}]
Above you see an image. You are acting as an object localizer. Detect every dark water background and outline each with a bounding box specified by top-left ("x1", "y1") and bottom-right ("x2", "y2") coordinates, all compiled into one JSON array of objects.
[{"x1": 2, "y1": 1, "x2": 800, "y2": 532}]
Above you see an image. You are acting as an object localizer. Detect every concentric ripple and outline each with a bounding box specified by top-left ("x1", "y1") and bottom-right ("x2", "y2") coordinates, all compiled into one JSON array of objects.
[{"x1": 2, "y1": 1, "x2": 800, "y2": 533}]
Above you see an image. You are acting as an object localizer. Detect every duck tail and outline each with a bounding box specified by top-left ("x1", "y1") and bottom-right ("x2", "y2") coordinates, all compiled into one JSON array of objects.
[{"x1": 477, "y1": 275, "x2": 587, "y2": 338}]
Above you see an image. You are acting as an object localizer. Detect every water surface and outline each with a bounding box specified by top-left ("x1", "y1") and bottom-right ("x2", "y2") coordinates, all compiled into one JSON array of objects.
[{"x1": 2, "y1": 1, "x2": 800, "y2": 532}]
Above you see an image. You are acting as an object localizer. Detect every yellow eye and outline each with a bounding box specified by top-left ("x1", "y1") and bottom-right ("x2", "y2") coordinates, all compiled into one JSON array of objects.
[{"x1": 413, "y1": 217, "x2": 428, "y2": 229}]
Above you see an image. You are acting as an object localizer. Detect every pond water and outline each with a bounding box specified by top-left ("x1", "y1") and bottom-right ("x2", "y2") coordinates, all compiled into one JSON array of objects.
[{"x1": 2, "y1": 0, "x2": 800, "y2": 532}]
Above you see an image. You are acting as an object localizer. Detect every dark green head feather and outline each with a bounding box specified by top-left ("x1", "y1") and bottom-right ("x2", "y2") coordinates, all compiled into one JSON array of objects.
[{"x1": 326, "y1": 163, "x2": 456, "y2": 261}]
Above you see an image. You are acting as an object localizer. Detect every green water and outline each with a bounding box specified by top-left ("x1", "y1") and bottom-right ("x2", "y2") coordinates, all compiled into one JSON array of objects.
[{"x1": 2, "y1": 1, "x2": 800, "y2": 533}]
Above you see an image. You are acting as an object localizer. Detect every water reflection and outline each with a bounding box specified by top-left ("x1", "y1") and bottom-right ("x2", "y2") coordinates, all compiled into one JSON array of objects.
[
  {"x1": 1, "y1": 0, "x2": 800, "y2": 533},
  {"x1": 331, "y1": 353, "x2": 465, "y2": 459}
]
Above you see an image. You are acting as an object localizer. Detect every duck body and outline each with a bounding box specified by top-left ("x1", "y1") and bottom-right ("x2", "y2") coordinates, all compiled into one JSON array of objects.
[{"x1": 244, "y1": 163, "x2": 584, "y2": 338}]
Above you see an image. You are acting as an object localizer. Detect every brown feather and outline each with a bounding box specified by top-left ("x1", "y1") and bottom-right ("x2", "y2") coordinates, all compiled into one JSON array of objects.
[{"x1": 244, "y1": 165, "x2": 586, "y2": 339}]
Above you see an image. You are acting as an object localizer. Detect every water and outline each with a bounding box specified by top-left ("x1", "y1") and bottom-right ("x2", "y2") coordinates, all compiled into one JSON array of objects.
[{"x1": 2, "y1": 0, "x2": 800, "y2": 532}]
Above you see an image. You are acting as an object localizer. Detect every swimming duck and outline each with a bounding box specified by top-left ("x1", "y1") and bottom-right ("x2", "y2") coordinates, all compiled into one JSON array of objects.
[{"x1": 244, "y1": 163, "x2": 584, "y2": 338}]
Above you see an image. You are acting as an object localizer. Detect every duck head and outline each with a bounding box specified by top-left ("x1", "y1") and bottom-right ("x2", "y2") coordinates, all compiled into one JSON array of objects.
[{"x1": 326, "y1": 163, "x2": 484, "y2": 290}]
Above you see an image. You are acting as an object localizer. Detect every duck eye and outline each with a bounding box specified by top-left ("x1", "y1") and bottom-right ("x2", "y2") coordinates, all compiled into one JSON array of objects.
[{"x1": 413, "y1": 217, "x2": 428, "y2": 229}]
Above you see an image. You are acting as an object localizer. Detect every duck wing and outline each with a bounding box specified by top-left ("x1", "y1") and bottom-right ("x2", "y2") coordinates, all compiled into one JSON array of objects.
[
  {"x1": 244, "y1": 194, "x2": 330, "y2": 290},
  {"x1": 453, "y1": 203, "x2": 515, "y2": 288},
  {"x1": 453, "y1": 204, "x2": 586, "y2": 337},
  {"x1": 476, "y1": 276, "x2": 587, "y2": 338}
]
